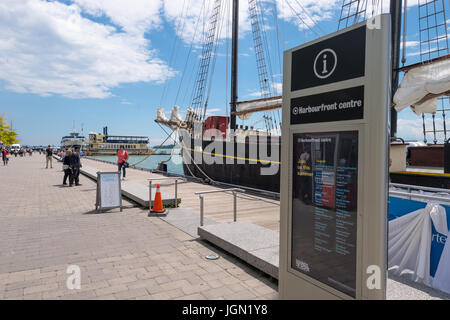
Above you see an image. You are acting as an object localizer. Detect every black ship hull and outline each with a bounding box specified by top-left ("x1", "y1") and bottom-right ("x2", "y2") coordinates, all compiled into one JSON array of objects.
[{"x1": 181, "y1": 136, "x2": 281, "y2": 193}]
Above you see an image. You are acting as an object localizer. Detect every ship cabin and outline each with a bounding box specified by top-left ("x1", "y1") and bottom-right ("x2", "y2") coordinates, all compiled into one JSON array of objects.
[{"x1": 87, "y1": 132, "x2": 150, "y2": 155}]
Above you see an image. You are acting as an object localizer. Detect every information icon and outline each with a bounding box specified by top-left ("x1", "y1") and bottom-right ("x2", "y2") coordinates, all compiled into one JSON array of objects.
[{"x1": 313, "y1": 49, "x2": 337, "y2": 79}]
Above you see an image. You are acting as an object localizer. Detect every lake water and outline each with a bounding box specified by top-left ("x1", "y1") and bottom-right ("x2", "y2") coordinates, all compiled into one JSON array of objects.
[{"x1": 88, "y1": 154, "x2": 185, "y2": 175}]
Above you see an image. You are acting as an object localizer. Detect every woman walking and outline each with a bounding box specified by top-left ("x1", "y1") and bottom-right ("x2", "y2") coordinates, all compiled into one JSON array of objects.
[
  {"x1": 62, "y1": 149, "x2": 72, "y2": 186},
  {"x1": 2, "y1": 148, "x2": 8, "y2": 166},
  {"x1": 117, "y1": 146, "x2": 129, "y2": 180}
]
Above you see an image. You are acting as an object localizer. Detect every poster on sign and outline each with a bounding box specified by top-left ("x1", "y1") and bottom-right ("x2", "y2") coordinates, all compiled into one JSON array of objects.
[
  {"x1": 291, "y1": 131, "x2": 358, "y2": 298},
  {"x1": 96, "y1": 172, "x2": 123, "y2": 212}
]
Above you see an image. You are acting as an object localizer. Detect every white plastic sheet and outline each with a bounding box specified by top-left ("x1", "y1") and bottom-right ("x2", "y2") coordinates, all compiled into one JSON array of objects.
[
  {"x1": 393, "y1": 58, "x2": 450, "y2": 115},
  {"x1": 388, "y1": 203, "x2": 448, "y2": 286},
  {"x1": 432, "y1": 230, "x2": 450, "y2": 294}
]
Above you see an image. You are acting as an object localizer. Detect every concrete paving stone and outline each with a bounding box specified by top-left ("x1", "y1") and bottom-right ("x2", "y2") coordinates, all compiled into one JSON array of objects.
[
  {"x1": 181, "y1": 283, "x2": 211, "y2": 296},
  {"x1": 242, "y1": 278, "x2": 266, "y2": 289},
  {"x1": 200, "y1": 272, "x2": 228, "y2": 282},
  {"x1": 5, "y1": 279, "x2": 41, "y2": 291},
  {"x1": 23, "y1": 283, "x2": 58, "y2": 295},
  {"x1": 60, "y1": 291, "x2": 97, "y2": 300},
  {"x1": 113, "y1": 288, "x2": 149, "y2": 300},
  {"x1": 0, "y1": 156, "x2": 279, "y2": 301},
  {"x1": 220, "y1": 276, "x2": 242, "y2": 286},
  {"x1": 160, "y1": 279, "x2": 191, "y2": 291},
  {"x1": 203, "y1": 286, "x2": 236, "y2": 299},
  {"x1": 224, "y1": 289, "x2": 258, "y2": 300},
  {"x1": 252, "y1": 285, "x2": 276, "y2": 296},
  {"x1": 107, "y1": 275, "x2": 138, "y2": 286},
  {"x1": 175, "y1": 293, "x2": 207, "y2": 300},
  {"x1": 79, "y1": 280, "x2": 110, "y2": 292},
  {"x1": 227, "y1": 283, "x2": 248, "y2": 293},
  {"x1": 150, "y1": 289, "x2": 185, "y2": 300},
  {"x1": 3, "y1": 288, "x2": 24, "y2": 299},
  {"x1": 118, "y1": 267, "x2": 147, "y2": 277},
  {"x1": 95, "y1": 294, "x2": 116, "y2": 300},
  {"x1": 155, "y1": 275, "x2": 171, "y2": 284},
  {"x1": 95, "y1": 284, "x2": 129, "y2": 296},
  {"x1": 42, "y1": 290, "x2": 67, "y2": 299},
  {"x1": 136, "y1": 270, "x2": 162, "y2": 280},
  {"x1": 261, "y1": 292, "x2": 280, "y2": 300},
  {"x1": 22, "y1": 292, "x2": 43, "y2": 300},
  {"x1": 207, "y1": 280, "x2": 224, "y2": 289},
  {"x1": 126, "y1": 278, "x2": 158, "y2": 290}
]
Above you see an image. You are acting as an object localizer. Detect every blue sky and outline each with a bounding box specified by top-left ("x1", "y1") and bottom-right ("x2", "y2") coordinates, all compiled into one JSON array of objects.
[{"x1": 0, "y1": 0, "x2": 444, "y2": 146}]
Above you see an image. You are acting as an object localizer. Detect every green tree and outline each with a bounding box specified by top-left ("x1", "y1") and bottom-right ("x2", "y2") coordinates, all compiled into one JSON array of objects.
[{"x1": 0, "y1": 113, "x2": 19, "y2": 145}]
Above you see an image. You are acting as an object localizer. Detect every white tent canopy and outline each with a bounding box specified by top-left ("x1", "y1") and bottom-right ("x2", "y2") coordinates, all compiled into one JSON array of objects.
[{"x1": 394, "y1": 57, "x2": 450, "y2": 115}]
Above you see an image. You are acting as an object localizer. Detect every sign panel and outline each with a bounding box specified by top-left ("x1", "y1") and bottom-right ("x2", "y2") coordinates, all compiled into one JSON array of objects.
[
  {"x1": 291, "y1": 131, "x2": 358, "y2": 297},
  {"x1": 280, "y1": 14, "x2": 391, "y2": 300},
  {"x1": 96, "y1": 172, "x2": 122, "y2": 212},
  {"x1": 291, "y1": 26, "x2": 366, "y2": 91},
  {"x1": 290, "y1": 86, "x2": 364, "y2": 125}
]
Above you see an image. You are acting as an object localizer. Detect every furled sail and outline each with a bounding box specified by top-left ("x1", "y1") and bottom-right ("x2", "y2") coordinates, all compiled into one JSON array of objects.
[
  {"x1": 234, "y1": 96, "x2": 282, "y2": 120},
  {"x1": 394, "y1": 57, "x2": 450, "y2": 115}
]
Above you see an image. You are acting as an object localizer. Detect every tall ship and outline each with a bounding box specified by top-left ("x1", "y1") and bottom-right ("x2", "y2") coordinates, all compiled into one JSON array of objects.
[
  {"x1": 85, "y1": 126, "x2": 151, "y2": 155},
  {"x1": 156, "y1": 0, "x2": 450, "y2": 191}
]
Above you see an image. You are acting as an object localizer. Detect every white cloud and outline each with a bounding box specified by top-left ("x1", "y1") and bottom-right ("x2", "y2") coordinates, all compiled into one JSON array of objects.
[
  {"x1": 275, "y1": 0, "x2": 340, "y2": 34},
  {"x1": 72, "y1": 0, "x2": 163, "y2": 34},
  {"x1": 163, "y1": 0, "x2": 251, "y2": 44},
  {"x1": 402, "y1": 41, "x2": 420, "y2": 49},
  {"x1": 0, "y1": 0, "x2": 425, "y2": 101},
  {"x1": 0, "y1": 0, "x2": 174, "y2": 99},
  {"x1": 121, "y1": 99, "x2": 132, "y2": 105},
  {"x1": 248, "y1": 90, "x2": 270, "y2": 98},
  {"x1": 205, "y1": 107, "x2": 222, "y2": 116},
  {"x1": 272, "y1": 82, "x2": 282, "y2": 95}
]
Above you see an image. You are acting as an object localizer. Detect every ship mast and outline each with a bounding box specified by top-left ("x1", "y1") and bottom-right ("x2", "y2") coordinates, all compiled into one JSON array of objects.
[
  {"x1": 230, "y1": 0, "x2": 239, "y2": 131},
  {"x1": 390, "y1": 0, "x2": 402, "y2": 138}
]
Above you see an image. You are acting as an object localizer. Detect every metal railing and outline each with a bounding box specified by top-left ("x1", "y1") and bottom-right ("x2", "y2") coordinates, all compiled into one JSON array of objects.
[
  {"x1": 195, "y1": 188, "x2": 245, "y2": 226},
  {"x1": 389, "y1": 183, "x2": 450, "y2": 203},
  {"x1": 148, "y1": 177, "x2": 186, "y2": 212},
  {"x1": 389, "y1": 183, "x2": 450, "y2": 194}
]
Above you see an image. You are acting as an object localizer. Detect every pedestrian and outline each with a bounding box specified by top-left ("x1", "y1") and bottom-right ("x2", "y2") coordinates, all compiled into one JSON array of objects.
[
  {"x1": 117, "y1": 146, "x2": 129, "y2": 180},
  {"x1": 69, "y1": 146, "x2": 82, "y2": 186},
  {"x1": 45, "y1": 145, "x2": 53, "y2": 168},
  {"x1": 2, "y1": 148, "x2": 8, "y2": 166},
  {"x1": 62, "y1": 149, "x2": 72, "y2": 186}
]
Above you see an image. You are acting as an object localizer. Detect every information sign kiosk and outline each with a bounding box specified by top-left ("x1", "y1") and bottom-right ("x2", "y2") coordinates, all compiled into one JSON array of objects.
[
  {"x1": 279, "y1": 15, "x2": 391, "y2": 300},
  {"x1": 95, "y1": 171, "x2": 123, "y2": 213}
]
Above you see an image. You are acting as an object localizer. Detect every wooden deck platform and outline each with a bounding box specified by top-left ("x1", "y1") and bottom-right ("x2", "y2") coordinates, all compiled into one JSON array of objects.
[{"x1": 81, "y1": 158, "x2": 281, "y2": 232}]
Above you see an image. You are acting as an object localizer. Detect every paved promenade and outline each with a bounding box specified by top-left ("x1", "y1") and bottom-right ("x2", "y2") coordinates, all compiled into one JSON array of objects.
[{"x1": 0, "y1": 155, "x2": 278, "y2": 300}]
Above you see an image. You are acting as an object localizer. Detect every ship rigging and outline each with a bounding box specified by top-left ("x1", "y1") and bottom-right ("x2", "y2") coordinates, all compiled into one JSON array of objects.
[{"x1": 155, "y1": 0, "x2": 450, "y2": 191}]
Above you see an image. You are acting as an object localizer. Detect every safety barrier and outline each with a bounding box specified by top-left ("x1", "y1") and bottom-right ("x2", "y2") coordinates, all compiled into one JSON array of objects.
[{"x1": 195, "y1": 188, "x2": 245, "y2": 226}]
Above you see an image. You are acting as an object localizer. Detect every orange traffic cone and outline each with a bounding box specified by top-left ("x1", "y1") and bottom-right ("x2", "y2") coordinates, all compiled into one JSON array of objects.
[{"x1": 150, "y1": 184, "x2": 167, "y2": 215}]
